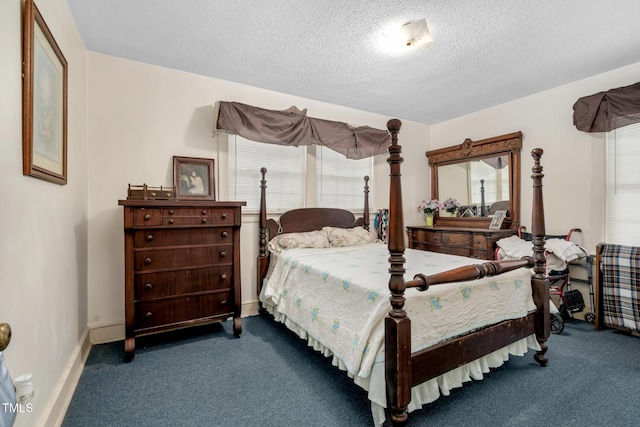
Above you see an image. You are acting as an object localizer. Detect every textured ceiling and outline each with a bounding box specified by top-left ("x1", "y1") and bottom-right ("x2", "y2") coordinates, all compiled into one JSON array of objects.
[{"x1": 66, "y1": 0, "x2": 640, "y2": 125}]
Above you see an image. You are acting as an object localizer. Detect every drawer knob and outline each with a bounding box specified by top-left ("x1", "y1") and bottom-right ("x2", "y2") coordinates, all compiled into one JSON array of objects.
[
  {"x1": 145, "y1": 283, "x2": 153, "y2": 290},
  {"x1": 168, "y1": 219, "x2": 174, "y2": 224},
  {"x1": 145, "y1": 312, "x2": 153, "y2": 318},
  {"x1": 221, "y1": 213, "x2": 227, "y2": 219},
  {"x1": 168, "y1": 210, "x2": 174, "y2": 215},
  {"x1": 144, "y1": 214, "x2": 150, "y2": 221},
  {"x1": 201, "y1": 210, "x2": 207, "y2": 215},
  {"x1": 145, "y1": 234, "x2": 154, "y2": 242},
  {"x1": 144, "y1": 257, "x2": 152, "y2": 265},
  {"x1": 201, "y1": 218, "x2": 207, "y2": 224},
  {"x1": 219, "y1": 251, "x2": 227, "y2": 258},
  {"x1": 220, "y1": 273, "x2": 228, "y2": 280},
  {"x1": 220, "y1": 300, "x2": 227, "y2": 306},
  {"x1": 220, "y1": 231, "x2": 228, "y2": 238}
]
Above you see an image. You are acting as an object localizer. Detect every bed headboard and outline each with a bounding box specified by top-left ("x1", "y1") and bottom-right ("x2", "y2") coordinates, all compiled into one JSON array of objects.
[
  {"x1": 259, "y1": 169, "x2": 369, "y2": 239},
  {"x1": 265, "y1": 208, "x2": 364, "y2": 239}
]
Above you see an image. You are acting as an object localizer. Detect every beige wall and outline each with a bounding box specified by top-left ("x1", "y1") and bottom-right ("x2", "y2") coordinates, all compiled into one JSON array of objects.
[
  {"x1": 85, "y1": 52, "x2": 432, "y2": 342},
  {"x1": 0, "y1": 0, "x2": 89, "y2": 426}
]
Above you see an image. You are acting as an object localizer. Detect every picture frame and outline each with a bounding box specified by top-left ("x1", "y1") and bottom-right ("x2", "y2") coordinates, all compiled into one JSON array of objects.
[
  {"x1": 173, "y1": 156, "x2": 216, "y2": 200},
  {"x1": 489, "y1": 209, "x2": 508, "y2": 230},
  {"x1": 22, "y1": 0, "x2": 68, "y2": 185}
]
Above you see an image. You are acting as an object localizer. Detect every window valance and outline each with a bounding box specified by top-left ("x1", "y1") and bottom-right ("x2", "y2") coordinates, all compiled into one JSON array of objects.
[
  {"x1": 215, "y1": 101, "x2": 390, "y2": 160},
  {"x1": 573, "y1": 81, "x2": 640, "y2": 132}
]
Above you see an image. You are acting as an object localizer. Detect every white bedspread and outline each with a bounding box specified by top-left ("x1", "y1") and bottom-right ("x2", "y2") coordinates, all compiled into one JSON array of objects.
[{"x1": 261, "y1": 243, "x2": 537, "y2": 377}]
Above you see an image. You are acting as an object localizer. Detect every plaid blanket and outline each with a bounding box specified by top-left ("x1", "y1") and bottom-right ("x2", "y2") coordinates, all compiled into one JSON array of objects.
[{"x1": 601, "y1": 244, "x2": 640, "y2": 331}]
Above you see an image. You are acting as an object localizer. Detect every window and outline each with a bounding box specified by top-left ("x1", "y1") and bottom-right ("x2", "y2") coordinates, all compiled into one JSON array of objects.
[
  {"x1": 606, "y1": 118, "x2": 640, "y2": 245},
  {"x1": 228, "y1": 136, "x2": 306, "y2": 212},
  {"x1": 316, "y1": 146, "x2": 372, "y2": 210},
  {"x1": 228, "y1": 135, "x2": 373, "y2": 213}
]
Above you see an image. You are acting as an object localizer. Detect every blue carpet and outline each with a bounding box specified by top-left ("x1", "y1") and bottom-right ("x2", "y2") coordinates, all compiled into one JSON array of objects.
[{"x1": 62, "y1": 316, "x2": 640, "y2": 426}]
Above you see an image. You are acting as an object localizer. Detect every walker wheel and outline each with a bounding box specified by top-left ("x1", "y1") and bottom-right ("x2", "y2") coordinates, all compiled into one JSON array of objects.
[
  {"x1": 551, "y1": 313, "x2": 564, "y2": 334},
  {"x1": 584, "y1": 312, "x2": 595, "y2": 324}
]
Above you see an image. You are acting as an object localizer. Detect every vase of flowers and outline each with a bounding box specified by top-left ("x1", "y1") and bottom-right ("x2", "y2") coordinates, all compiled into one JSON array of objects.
[
  {"x1": 418, "y1": 199, "x2": 442, "y2": 227},
  {"x1": 442, "y1": 197, "x2": 461, "y2": 217}
]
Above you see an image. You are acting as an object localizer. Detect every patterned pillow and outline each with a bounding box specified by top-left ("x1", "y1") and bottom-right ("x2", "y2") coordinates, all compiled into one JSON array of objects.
[
  {"x1": 323, "y1": 226, "x2": 377, "y2": 247},
  {"x1": 267, "y1": 229, "x2": 331, "y2": 253}
]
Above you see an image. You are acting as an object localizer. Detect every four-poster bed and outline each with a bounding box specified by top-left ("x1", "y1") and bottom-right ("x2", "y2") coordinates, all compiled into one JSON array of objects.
[{"x1": 256, "y1": 119, "x2": 550, "y2": 425}]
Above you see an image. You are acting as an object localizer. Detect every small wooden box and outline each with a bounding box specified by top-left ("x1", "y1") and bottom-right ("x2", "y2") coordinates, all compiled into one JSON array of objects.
[{"x1": 127, "y1": 184, "x2": 176, "y2": 201}]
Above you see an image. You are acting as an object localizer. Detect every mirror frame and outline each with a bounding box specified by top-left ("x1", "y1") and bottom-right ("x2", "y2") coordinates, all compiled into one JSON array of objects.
[{"x1": 426, "y1": 131, "x2": 522, "y2": 229}]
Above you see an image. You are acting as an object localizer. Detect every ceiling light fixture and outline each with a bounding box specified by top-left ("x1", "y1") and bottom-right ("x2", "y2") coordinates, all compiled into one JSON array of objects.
[{"x1": 383, "y1": 18, "x2": 434, "y2": 48}]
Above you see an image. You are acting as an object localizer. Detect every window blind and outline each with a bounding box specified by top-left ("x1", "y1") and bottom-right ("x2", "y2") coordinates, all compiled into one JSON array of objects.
[
  {"x1": 606, "y1": 119, "x2": 640, "y2": 245},
  {"x1": 316, "y1": 146, "x2": 372, "y2": 210},
  {"x1": 228, "y1": 135, "x2": 305, "y2": 213}
]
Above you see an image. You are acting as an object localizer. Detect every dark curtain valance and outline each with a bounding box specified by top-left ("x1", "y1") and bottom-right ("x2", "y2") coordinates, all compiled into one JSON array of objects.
[
  {"x1": 573, "y1": 81, "x2": 640, "y2": 132},
  {"x1": 215, "y1": 101, "x2": 390, "y2": 160}
]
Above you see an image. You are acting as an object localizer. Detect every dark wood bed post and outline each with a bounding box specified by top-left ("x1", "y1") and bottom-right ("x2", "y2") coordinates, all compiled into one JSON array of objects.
[
  {"x1": 384, "y1": 118, "x2": 411, "y2": 425},
  {"x1": 257, "y1": 167, "x2": 269, "y2": 301},
  {"x1": 363, "y1": 175, "x2": 370, "y2": 230},
  {"x1": 530, "y1": 148, "x2": 550, "y2": 365}
]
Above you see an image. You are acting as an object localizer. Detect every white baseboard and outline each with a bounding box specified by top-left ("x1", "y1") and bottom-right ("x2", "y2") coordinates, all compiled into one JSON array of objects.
[
  {"x1": 41, "y1": 327, "x2": 91, "y2": 427},
  {"x1": 89, "y1": 321, "x2": 125, "y2": 344},
  {"x1": 242, "y1": 300, "x2": 260, "y2": 317}
]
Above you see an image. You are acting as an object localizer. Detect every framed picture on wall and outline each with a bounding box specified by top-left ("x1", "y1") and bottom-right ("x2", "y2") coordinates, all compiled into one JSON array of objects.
[
  {"x1": 22, "y1": 0, "x2": 68, "y2": 185},
  {"x1": 173, "y1": 156, "x2": 216, "y2": 200},
  {"x1": 489, "y1": 209, "x2": 508, "y2": 230}
]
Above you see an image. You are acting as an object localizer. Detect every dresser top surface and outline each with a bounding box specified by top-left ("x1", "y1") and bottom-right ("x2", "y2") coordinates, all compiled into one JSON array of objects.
[
  {"x1": 119, "y1": 200, "x2": 246, "y2": 207},
  {"x1": 407, "y1": 225, "x2": 515, "y2": 234}
]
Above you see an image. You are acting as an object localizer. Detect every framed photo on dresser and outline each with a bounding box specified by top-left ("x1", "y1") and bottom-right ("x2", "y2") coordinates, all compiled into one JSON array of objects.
[
  {"x1": 173, "y1": 156, "x2": 216, "y2": 200},
  {"x1": 489, "y1": 210, "x2": 508, "y2": 230}
]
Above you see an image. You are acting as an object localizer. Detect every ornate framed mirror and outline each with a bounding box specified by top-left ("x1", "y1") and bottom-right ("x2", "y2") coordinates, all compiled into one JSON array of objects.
[{"x1": 426, "y1": 131, "x2": 522, "y2": 229}]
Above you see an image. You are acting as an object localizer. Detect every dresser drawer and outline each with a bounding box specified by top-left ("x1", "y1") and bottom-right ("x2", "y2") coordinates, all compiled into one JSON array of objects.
[
  {"x1": 135, "y1": 266, "x2": 233, "y2": 300},
  {"x1": 469, "y1": 249, "x2": 488, "y2": 259},
  {"x1": 163, "y1": 207, "x2": 210, "y2": 217},
  {"x1": 441, "y1": 232, "x2": 471, "y2": 247},
  {"x1": 133, "y1": 227, "x2": 233, "y2": 247},
  {"x1": 411, "y1": 229, "x2": 441, "y2": 244},
  {"x1": 443, "y1": 247, "x2": 472, "y2": 257},
  {"x1": 134, "y1": 292, "x2": 233, "y2": 330},
  {"x1": 132, "y1": 208, "x2": 163, "y2": 226},
  {"x1": 164, "y1": 208, "x2": 235, "y2": 225},
  {"x1": 162, "y1": 216, "x2": 212, "y2": 226},
  {"x1": 134, "y1": 244, "x2": 234, "y2": 271},
  {"x1": 472, "y1": 234, "x2": 488, "y2": 249}
]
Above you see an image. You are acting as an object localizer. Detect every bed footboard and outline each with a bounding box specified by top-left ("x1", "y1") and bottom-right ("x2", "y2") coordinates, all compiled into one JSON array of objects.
[{"x1": 384, "y1": 119, "x2": 549, "y2": 426}]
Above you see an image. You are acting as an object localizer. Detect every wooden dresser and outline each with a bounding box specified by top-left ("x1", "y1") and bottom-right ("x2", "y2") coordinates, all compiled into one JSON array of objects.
[
  {"x1": 407, "y1": 225, "x2": 515, "y2": 260},
  {"x1": 118, "y1": 199, "x2": 246, "y2": 361}
]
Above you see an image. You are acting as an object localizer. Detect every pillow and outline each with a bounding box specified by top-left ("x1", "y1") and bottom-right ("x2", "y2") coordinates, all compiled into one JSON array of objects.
[
  {"x1": 323, "y1": 226, "x2": 377, "y2": 247},
  {"x1": 267, "y1": 229, "x2": 330, "y2": 253}
]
